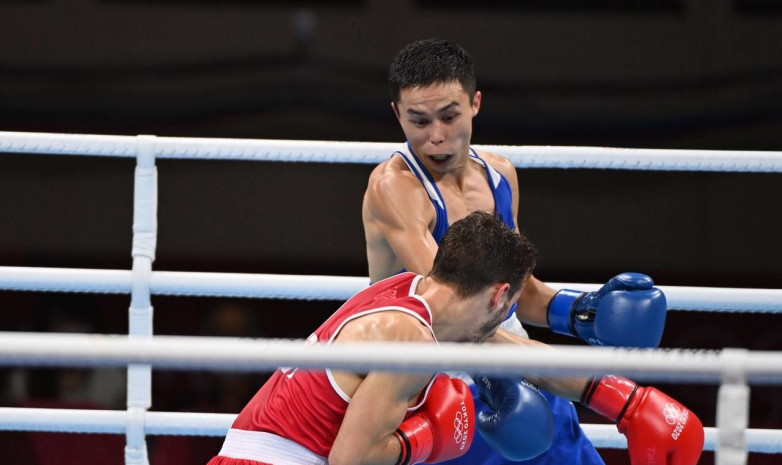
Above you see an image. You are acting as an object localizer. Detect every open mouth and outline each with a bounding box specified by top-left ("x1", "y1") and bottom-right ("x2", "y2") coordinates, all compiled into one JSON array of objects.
[{"x1": 429, "y1": 154, "x2": 453, "y2": 165}]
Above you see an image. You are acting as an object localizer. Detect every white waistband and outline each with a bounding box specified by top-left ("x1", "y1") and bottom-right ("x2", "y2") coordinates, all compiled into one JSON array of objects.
[{"x1": 218, "y1": 429, "x2": 328, "y2": 465}]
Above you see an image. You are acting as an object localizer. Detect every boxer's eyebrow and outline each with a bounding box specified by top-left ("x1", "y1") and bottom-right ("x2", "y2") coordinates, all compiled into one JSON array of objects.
[
  {"x1": 406, "y1": 101, "x2": 459, "y2": 116},
  {"x1": 436, "y1": 102, "x2": 459, "y2": 113}
]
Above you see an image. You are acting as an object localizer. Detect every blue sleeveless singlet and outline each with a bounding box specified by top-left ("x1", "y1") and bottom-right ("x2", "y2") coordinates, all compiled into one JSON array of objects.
[
  {"x1": 394, "y1": 141, "x2": 517, "y2": 244},
  {"x1": 395, "y1": 142, "x2": 520, "y2": 319}
]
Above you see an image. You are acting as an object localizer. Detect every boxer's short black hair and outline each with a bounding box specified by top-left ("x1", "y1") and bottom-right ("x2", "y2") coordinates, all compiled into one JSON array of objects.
[
  {"x1": 431, "y1": 211, "x2": 536, "y2": 298},
  {"x1": 389, "y1": 38, "x2": 476, "y2": 104}
]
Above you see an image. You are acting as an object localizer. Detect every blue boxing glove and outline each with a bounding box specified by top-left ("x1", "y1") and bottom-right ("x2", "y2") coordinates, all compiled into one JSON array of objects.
[
  {"x1": 473, "y1": 375, "x2": 555, "y2": 461},
  {"x1": 547, "y1": 272, "x2": 667, "y2": 348}
]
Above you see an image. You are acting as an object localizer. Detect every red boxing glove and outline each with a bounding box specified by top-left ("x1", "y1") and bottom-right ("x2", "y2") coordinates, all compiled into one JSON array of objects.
[
  {"x1": 582, "y1": 375, "x2": 704, "y2": 465},
  {"x1": 394, "y1": 374, "x2": 475, "y2": 464}
]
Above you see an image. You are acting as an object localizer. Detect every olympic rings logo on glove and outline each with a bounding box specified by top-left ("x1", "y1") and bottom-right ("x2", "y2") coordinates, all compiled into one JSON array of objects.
[
  {"x1": 663, "y1": 402, "x2": 682, "y2": 426},
  {"x1": 453, "y1": 410, "x2": 465, "y2": 443}
]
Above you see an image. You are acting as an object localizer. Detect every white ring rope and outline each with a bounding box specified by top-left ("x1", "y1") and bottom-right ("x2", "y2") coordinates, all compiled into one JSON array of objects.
[
  {"x1": 3, "y1": 130, "x2": 782, "y2": 171},
  {"x1": 3, "y1": 131, "x2": 781, "y2": 461},
  {"x1": 1, "y1": 333, "x2": 781, "y2": 384},
  {"x1": 0, "y1": 336, "x2": 781, "y2": 453},
  {"x1": 0, "y1": 408, "x2": 779, "y2": 454},
  {"x1": 1, "y1": 266, "x2": 780, "y2": 313}
]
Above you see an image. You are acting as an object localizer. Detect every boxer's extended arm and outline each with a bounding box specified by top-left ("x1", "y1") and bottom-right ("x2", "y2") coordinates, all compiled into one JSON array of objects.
[
  {"x1": 482, "y1": 152, "x2": 556, "y2": 327},
  {"x1": 487, "y1": 154, "x2": 669, "y2": 346},
  {"x1": 363, "y1": 162, "x2": 439, "y2": 281},
  {"x1": 488, "y1": 328, "x2": 589, "y2": 401}
]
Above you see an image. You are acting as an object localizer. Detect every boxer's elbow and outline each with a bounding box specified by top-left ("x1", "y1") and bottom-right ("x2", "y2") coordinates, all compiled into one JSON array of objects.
[{"x1": 328, "y1": 446, "x2": 361, "y2": 465}]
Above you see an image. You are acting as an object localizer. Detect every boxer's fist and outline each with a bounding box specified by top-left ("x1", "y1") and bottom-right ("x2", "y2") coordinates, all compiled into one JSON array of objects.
[
  {"x1": 547, "y1": 272, "x2": 667, "y2": 347},
  {"x1": 473, "y1": 375, "x2": 555, "y2": 461},
  {"x1": 395, "y1": 374, "x2": 474, "y2": 464},
  {"x1": 583, "y1": 375, "x2": 704, "y2": 465}
]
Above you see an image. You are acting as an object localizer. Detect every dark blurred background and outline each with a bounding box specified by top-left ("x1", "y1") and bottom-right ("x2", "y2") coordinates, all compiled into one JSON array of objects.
[{"x1": 1, "y1": 0, "x2": 781, "y2": 464}]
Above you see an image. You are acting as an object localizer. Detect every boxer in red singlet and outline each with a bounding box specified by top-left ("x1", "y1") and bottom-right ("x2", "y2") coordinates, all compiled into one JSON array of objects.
[{"x1": 206, "y1": 211, "x2": 537, "y2": 465}]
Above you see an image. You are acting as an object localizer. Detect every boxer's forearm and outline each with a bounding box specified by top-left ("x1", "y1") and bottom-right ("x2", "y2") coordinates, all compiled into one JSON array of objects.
[
  {"x1": 488, "y1": 328, "x2": 589, "y2": 402},
  {"x1": 514, "y1": 275, "x2": 557, "y2": 327}
]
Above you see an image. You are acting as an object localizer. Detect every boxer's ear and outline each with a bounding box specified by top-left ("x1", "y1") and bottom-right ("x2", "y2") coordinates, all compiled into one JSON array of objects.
[
  {"x1": 489, "y1": 282, "x2": 511, "y2": 311},
  {"x1": 391, "y1": 102, "x2": 401, "y2": 120}
]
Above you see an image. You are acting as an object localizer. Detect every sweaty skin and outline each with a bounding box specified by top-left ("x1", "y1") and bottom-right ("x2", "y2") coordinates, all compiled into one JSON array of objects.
[{"x1": 362, "y1": 82, "x2": 588, "y2": 400}]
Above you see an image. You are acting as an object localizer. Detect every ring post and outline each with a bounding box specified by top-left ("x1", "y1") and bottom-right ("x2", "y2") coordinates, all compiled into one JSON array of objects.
[
  {"x1": 716, "y1": 348, "x2": 750, "y2": 465},
  {"x1": 126, "y1": 135, "x2": 158, "y2": 465}
]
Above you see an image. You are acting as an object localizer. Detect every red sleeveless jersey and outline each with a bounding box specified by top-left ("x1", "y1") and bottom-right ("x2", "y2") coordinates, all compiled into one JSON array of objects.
[{"x1": 231, "y1": 272, "x2": 436, "y2": 457}]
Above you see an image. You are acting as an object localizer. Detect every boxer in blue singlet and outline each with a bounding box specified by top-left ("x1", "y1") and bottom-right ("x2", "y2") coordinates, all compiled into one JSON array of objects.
[
  {"x1": 392, "y1": 141, "x2": 603, "y2": 465},
  {"x1": 362, "y1": 39, "x2": 684, "y2": 465}
]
